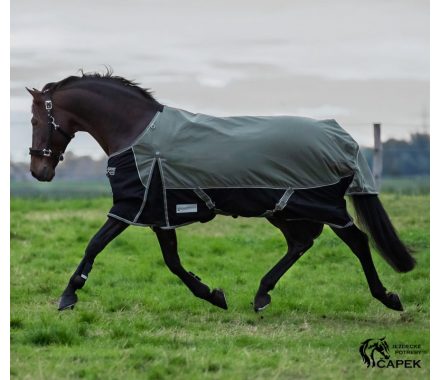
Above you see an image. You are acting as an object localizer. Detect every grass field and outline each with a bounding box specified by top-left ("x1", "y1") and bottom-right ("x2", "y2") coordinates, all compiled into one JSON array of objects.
[{"x1": 10, "y1": 195, "x2": 429, "y2": 379}]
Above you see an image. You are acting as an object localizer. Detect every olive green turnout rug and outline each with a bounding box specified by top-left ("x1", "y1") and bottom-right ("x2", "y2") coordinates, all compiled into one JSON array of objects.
[{"x1": 106, "y1": 106, "x2": 377, "y2": 229}]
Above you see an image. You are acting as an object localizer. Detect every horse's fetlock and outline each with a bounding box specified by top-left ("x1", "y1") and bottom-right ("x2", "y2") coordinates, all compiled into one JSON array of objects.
[
  {"x1": 259, "y1": 279, "x2": 274, "y2": 292},
  {"x1": 71, "y1": 274, "x2": 87, "y2": 290},
  {"x1": 371, "y1": 288, "x2": 386, "y2": 300},
  {"x1": 192, "y1": 283, "x2": 211, "y2": 299}
]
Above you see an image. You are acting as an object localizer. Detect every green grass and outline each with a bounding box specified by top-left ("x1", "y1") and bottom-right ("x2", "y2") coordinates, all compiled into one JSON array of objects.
[
  {"x1": 380, "y1": 176, "x2": 429, "y2": 195},
  {"x1": 10, "y1": 195, "x2": 429, "y2": 379}
]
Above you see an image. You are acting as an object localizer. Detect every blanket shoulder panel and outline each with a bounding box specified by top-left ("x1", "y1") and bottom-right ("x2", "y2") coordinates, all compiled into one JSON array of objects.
[{"x1": 107, "y1": 149, "x2": 146, "y2": 223}]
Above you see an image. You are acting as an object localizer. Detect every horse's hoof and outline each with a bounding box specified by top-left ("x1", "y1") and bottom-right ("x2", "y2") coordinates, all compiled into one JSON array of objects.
[
  {"x1": 254, "y1": 293, "x2": 271, "y2": 312},
  {"x1": 210, "y1": 289, "x2": 228, "y2": 310},
  {"x1": 381, "y1": 292, "x2": 404, "y2": 311},
  {"x1": 58, "y1": 293, "x2": 78, "y2": 311}
]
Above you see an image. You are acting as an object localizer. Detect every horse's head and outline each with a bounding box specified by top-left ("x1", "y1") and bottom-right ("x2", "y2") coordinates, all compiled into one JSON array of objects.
[
  {"x1": 359, "y1": 337, "x2": 390, "y2": 367},
  {"x1": 27, "y1": 86, "x2": 75, "y2": 181},
  {"x1": 27, "y1": 72, "x2": 163, "y2": 181},
  {"x1": 372, "y1": 337, "x2": 390, "y2": 360}
]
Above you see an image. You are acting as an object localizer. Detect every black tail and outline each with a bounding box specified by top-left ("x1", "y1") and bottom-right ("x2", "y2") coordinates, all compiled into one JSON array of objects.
[{"x1": 350, "y1": 194, "x2": 415, "y2": 273}]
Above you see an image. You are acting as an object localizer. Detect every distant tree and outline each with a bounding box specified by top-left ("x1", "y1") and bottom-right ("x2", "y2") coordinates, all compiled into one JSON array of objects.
[{"x1": 362, "y1": 133, "x2": 429, "y2": 176}]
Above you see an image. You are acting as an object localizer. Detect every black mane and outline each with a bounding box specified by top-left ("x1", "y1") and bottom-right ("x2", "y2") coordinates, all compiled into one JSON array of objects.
[{"x1": 43, "y1": 68, "x2": 157, "y2": 102}]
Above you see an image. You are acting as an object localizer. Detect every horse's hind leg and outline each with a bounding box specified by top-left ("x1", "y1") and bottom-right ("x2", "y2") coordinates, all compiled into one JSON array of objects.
[
  {"x1": 59, "y1": 217, "x2": 128, "y2": 311},
  {"x1": 331, "y1": 224, "x2": 403, "y2": 311},
  {"x1": 253, "y1": 220, "x2": 323, "y2": 312},
  {"x1": 153, "y1": 227, "x2": 227, "y2": 310}
]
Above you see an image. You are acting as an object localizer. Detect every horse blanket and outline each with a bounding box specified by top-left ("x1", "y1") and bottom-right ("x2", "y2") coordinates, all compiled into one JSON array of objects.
[{"x1": 106, "y1": 106, "x2": 377, "y2": 229}]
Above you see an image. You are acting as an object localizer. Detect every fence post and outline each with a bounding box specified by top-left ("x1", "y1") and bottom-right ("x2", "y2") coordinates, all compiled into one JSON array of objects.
[{"x1": 373, "y1": 123, "x2": 383, "y2": 191}]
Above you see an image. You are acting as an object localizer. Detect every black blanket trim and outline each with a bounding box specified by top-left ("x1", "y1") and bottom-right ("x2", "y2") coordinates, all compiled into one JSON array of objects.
[{"x1": 107, "y1": 149, "x2": 354, "y2": 229}]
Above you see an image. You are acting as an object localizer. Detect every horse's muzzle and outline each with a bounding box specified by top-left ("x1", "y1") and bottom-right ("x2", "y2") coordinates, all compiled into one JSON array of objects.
[{"x1": 31, "y1": 166, "x2": 54, "y2": 182}]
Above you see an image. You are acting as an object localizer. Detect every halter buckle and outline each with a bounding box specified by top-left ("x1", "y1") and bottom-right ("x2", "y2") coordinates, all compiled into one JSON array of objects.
[
  {"x1": 49, "y1": 116, "x2": 60, "y2": 130},
  {"x1": 45, "y1": 100, "x2": 53, "y2": 110},
  {"x1": 42, "y1": 148, "x2": 52, "y2": 157}
]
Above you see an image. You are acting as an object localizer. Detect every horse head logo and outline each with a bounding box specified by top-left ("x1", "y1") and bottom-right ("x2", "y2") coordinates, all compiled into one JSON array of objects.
[{"x1": 359, "y1": 337, "x2": 390, "y2": 367}]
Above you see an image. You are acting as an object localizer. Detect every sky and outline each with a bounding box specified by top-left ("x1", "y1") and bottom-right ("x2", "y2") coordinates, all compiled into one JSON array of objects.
[{"x1": 10, "y1": 0, "x2": 429, "y2": 161}]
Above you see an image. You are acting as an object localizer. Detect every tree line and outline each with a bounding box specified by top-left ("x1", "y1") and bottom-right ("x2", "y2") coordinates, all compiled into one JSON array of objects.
[{"x1": 362, "y1": 133, "x2": 429, "y2": 177}]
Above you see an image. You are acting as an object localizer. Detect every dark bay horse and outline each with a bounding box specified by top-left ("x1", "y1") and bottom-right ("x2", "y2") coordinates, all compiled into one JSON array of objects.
[{"x1": 27, "y1": 72, "x2": 415, "y2": 313}]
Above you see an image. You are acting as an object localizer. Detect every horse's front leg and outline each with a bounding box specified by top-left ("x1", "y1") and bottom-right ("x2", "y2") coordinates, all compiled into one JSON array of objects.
[
  {"x1": 58, "y1": 217, "x2": 128, "y2": 310},
  {"x1": 254, "y1": 240, "x2": 312, "y2": 311},
  {"x1": 254, "y1": 219, "x2": 321, "y2": 312},
  {"x1": 153, "y1": 227, "x2": 227, "y2": 310}
]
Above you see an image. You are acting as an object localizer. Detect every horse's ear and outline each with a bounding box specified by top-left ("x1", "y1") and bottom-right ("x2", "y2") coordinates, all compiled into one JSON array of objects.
[{"x1": 25, "y1": 87, "x2": 41, "y2": 99}]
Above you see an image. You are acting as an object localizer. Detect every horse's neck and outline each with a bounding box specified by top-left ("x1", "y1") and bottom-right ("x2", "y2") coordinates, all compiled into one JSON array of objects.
[
  {"x1": 70, "y1": 91, "x2": 161, "y2": 156},
  {"x1": 90, "y1": 107, "x2": 158, "y2": 156}
]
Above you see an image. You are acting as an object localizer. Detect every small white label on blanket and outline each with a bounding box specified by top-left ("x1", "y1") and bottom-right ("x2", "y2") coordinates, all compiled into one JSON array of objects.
[
  {"x1": 176, "y1": 204, "x2": 198, "y2": 213},
  {"x1": 107, "y1": 167, "x2": 116, "y2": 176}
]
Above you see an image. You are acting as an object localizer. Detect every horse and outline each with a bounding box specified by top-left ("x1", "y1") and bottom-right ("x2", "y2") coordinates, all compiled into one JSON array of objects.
[
  {"x1": 27, "y1": 71, "x2": 416, "y2": 313},
  {"x1": 359, "y1": 337, "x2": 390, "y2": 367}
]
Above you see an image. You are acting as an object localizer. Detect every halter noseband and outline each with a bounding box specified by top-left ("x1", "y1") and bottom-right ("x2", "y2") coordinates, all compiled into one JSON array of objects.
[{"x1": 29, "y1": 92, "x2": 75, "y2": 162}]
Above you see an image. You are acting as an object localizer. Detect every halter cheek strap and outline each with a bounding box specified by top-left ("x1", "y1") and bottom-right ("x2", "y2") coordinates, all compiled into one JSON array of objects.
[{"x1": 29, "y1": 95, "x2": 75, "y2": 162}]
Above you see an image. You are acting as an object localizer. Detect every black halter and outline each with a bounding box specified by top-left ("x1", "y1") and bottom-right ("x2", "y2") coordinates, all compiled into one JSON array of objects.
[{"x1": 29, "y1": 92, "x2": 75, "y2": 162}]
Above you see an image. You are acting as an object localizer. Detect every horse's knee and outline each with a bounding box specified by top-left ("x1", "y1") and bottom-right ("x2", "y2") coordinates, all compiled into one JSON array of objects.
[
  {"x1": 168, "y1": 264, "x2": 180, "y2": 276},
  {"x1": 163, "y1": 257, "x2": 182, "y2": 275}
]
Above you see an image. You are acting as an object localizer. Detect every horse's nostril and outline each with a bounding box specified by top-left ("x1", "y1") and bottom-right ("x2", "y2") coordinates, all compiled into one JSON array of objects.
[{"x1": 31, "y1": 170, "x2": 37, "y2": 179}]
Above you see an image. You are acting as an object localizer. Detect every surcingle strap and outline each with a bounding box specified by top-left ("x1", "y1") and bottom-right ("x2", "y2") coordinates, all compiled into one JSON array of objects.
[
  {"x1": 194, "y1": 188, "x2": 216, "y2": 209},
  {"x1": 261, "y1": 188, "x2": 295, "y2": 217},
  {"x1": 275, "y1": 188, "x2": 295, "y2": 212}
]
